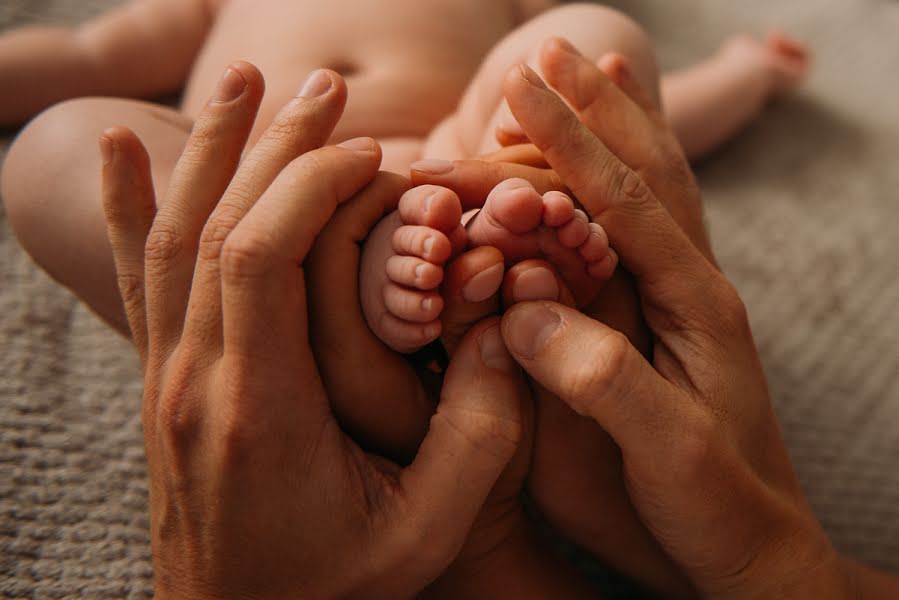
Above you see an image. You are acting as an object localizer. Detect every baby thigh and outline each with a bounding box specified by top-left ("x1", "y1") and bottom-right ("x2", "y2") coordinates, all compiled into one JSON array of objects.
[
  {"x1": 1, "y1": 98, "x2": 191, "y2": 334},
  {"x1": 447, "y1": 3, "x2": 662, "y2": 157}
]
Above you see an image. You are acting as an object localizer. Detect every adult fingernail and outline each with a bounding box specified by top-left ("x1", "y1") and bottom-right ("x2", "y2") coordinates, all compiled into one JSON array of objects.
[
  {"x1": 463, "y1": 263, "x2": 505, "y2": 303},
  {"x1": 551, "y1": 37, "x2": 579, "y2": 56},
  {"x1": 512, "y1": 267, "x2": 559, "y2": 302},
  {"x1": 479, "y1": 325, "x2": 518, "y2": 374},
  {"x1": 411, "y1": 159, "x2": 454, "y2": 175},
  {"x1": 504, "y1": 304, "x2": 561, "y2": 359},
  {"x1": 518, "y1": 64, "x2": 548, "y2": 89},
  {"x1": 297, "y1": 69, "x2": 333, "y2": 98},
  {"x1": 337, "y1": 137, "x2": 376, "y2": 152},
  {"x1": 212, "y1": 67, "x2": 247, "y2": 103}
]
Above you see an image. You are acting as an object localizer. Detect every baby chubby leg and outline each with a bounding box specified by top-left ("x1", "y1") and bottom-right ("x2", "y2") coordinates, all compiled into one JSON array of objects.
[
  {"x1": 423, "y1": 3, "x2": 661, "y2": 160},
  {"x1": 1, "y1": 98, "x2": 191, "y2": 334},
  {"x1": 662, "y1": 32, "x2": 811, "y2": 160}
]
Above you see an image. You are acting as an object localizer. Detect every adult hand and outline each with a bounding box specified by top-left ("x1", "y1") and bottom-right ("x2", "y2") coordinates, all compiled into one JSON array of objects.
[
  {"x1": 497, "y1": 49, "x2": 854, "y2": 599},
  {"x1": 101, "y1": 63, "x2": 523, "y2": 599},
  {"x1": 416, "y1": 38, "x2": 696, "y2": 597}
]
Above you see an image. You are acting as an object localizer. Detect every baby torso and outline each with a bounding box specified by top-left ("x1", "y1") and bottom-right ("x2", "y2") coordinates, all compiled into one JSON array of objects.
[{"x1": 182, "y1": 0, "x2": 523, "y2": 146}]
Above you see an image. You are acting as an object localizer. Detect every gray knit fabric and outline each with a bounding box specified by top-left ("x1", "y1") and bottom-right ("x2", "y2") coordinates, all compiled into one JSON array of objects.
[{"x1": 2, "y1": 1, "x2": 898, "y2": 597}]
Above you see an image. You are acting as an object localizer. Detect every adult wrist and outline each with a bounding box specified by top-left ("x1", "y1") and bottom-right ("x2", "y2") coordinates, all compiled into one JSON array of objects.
[{"x1": 703, "y1": 523, "x2": 854, "y2": 600}]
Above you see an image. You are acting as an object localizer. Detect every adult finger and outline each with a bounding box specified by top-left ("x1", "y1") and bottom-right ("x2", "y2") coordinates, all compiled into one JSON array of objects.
[
  {"x1": 220, "y1": 140, "x2": 382, "y2": 369},
  {"x1": 504, "y1": 64, "x2": 725, "y2": 327},
  {"x1": 143, "y1": 61, "x2": 263, "y2": 353},
  {"x1": 410, "y1": 158, "x2": 565, "y2": 209},
  {"x1": 481, "y1": 143, "x2": 549, "y2": 168},
  {"x1": 501, "y1": 260, "x2": 576, "y2": 309},
  {"x1": 398, "y1": 319, "x2": 524, "y2": 572},
  {"x1": 100, "y1": 127, "x2": 156, "y2": 366},
  {"x1": 597, "y1": 52, "x2": 658, "y2": 114},
  {"x1": 440, "y1": 246, "x2": 505, "y2": 356},
  {"x1": 184, "y1": 68, "x2": 348, "y2": 345},
  {"x1": 537, "y1": 39, "x2": 713, "y2": 259},
  {"x1": 308, "y1": 172, "x2": 436, "y2": 464},
  {"x1": 501, "y1": 302, "x2": 696, "y2": 468}
]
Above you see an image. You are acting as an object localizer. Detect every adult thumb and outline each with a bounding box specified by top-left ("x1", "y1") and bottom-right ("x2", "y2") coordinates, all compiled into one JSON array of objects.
[
  {"x1": 397, "y1": 318, "x2": 525, "y2": 572},
  {"x1": 501, "y1": 302, "x2": 684, "y2": 458}
]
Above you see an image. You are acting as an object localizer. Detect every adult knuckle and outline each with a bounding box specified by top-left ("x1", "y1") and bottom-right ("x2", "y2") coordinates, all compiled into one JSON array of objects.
[
  {"x1": 713, "y1": 278, "x2": 751, "y2": 336},
  {"x1": 437, "y1": 407, "x2": 521, "y2": 463},
  {"x1": 216, "y1": 410, "x2": 258, "y2": 468},
  {"x1": 668, "y1": 412, "x2": 721, "y2": 485},
  {"x1": 220, "y1": 229, "x2": 275, "y2": 281},
  {"x1": 612, "y1": 161, "x2": 652, "y2": 205},
  {"x1": 157, "y1": 373, "x2": 201, "y2": 448},
  {"x1": 115, "y1": 273, "x2": 144, "y2": 304},
  {"x1": 198, "y1": 211, "x2": 243, "y2": 262},
  {"x1": 144, "y1": 220, "x2": 184, "y2": 266},
  {"x1": 565, "y1": 331, "x2": 630, "y2": 414}
]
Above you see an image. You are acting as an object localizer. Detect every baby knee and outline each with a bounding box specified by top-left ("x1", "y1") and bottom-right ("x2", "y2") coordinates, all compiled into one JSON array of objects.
[
  {"x1": 530, "y1": 3, "x2": 660, "y2": 103},
  {"x1": 1, "y1": 98, "x2": 103, "y2": 260}
]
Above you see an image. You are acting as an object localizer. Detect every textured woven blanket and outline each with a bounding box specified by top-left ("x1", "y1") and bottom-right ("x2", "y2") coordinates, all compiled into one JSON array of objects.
[{"x1": 2, "y1": 1, "x2": 898, "y2": 597}]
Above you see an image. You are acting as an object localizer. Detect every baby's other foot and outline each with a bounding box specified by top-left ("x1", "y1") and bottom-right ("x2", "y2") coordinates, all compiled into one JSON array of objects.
[
  {"x1": 360, "y1": 186, "x2": 466, "y2": 353},
  {"x1": 722, "y1": 32, "x2": 811, "y2": 95},
  {"x1": 466, "y1": 178, "x2": 617, "y2": 307}
]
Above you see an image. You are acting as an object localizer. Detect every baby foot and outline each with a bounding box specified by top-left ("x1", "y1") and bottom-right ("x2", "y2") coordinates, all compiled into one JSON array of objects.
[
  {"x1": 722, "y1": 32, "x2": 811, "y2": 95},
  {"x1": 360, "y1": 185, "x2": 467, "y2": 354},
  {"x1": 466, "y1": 178, "x2": 617, "y2": 307}
]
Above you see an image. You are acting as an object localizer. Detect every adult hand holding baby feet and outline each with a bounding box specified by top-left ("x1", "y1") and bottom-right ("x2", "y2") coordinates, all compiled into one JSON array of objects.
[
  {"x1": 360, "y1": 176, "x2": 617, "y2": 355},
  {"x1": 413, "y1": 37, "x2": 709, "y2": 597},
  {"x1": 488, "y1": 47, "x2": 865, "y2": 599}
]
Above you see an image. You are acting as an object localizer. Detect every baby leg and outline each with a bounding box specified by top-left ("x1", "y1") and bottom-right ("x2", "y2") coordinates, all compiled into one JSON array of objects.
[
  {"x1": 1, "y1": 98, "x2": 192, "y2": 333},
  {"x1": 662, "y1": 32, "x2": 810, "y2": 160},
  {"x1": 423, "y1": 3, "x2": 662, "y2": 159}
]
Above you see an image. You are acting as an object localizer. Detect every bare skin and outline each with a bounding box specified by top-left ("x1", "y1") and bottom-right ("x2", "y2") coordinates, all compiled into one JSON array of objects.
[{"x1": 1, "y1": 1, "x2": 807, "y2": 333}]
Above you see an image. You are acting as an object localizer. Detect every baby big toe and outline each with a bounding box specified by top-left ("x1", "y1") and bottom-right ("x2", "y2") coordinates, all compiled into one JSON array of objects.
[
  {"x1": 399, "y1": 185, "x2": 464, "y2": 233},
  {"x1": 480, "y1": 178, "x2": 545, "y2": 235}
]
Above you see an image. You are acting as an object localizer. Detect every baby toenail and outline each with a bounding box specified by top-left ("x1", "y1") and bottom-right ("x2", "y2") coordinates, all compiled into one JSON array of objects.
[
  {"x1": 463, "y1": 264, "x2": 505, "y2": 303},
  {"x1": 423, "y1": 237, "x2": 435, "y2": 256},
  {"x1": 513, "y1": 267, "x2": 559, "y2": 302},
  {"x1": 422, "y1": 298, "x2": 434, "y2": 312},
  {"x1": 415, "y1": 263, "x2": 427, "y2": 281},
  {"x1": 424, "y1": 193, "x2": 437, "y2": 214}
]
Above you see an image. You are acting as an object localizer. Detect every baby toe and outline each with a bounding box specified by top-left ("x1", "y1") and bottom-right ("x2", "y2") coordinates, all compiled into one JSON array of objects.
[
  {"x1": 578, "y1": 222, "x2": 611, "y2": 262},
  {"x1": 481, "y1": 178, "x2": 544, "y2": 235},
  {"x1": 378, "y1": 312, "x2": 443, "y2": 354},
  {"x1": 398, "y1": 185, "x2": 463, "y2": 233},
  {"x1": 557, "y1": 209, "x2": 590, "y2": 248},
  {"x1": 542, "y1": 191, "x2": 576, "y2": 228},
  {"x1": 587, "y1": 249, "x2": 619, "y2": 281},
  {"x1": 383, "y1": 283, "x2": 445, "y2": 323},
  {"x1": 393, "y1": 225, "x2": 453, "y2": 264},
  {"x1": 386, "y1": 255, "x2": 444, "y2": 290}
]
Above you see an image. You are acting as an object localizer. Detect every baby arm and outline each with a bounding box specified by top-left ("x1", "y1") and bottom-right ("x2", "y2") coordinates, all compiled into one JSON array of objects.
[{"x1": 0, "y1": 0, "x2": 220, "y2": 126}]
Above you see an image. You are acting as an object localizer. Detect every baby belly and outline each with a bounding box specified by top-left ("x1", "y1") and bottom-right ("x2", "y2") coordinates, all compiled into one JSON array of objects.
[{"x1": 184, "y1": 49, "x2": 480, "y2": 149}]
